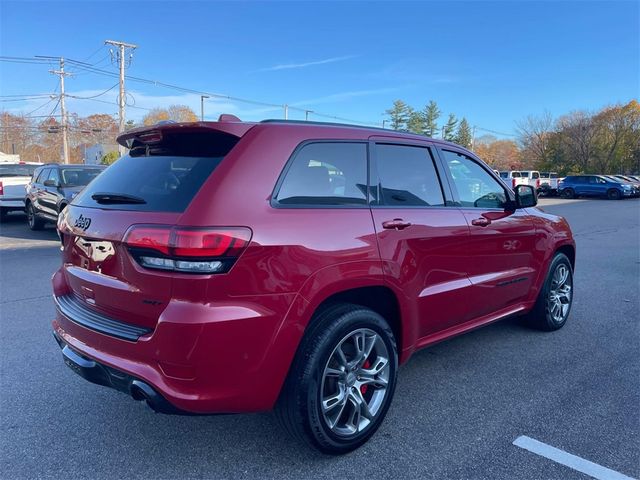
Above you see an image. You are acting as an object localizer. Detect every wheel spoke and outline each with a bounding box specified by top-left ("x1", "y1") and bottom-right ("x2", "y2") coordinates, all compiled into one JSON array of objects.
[
  {"x1": 349, "y1": 387, "x2": 373, "y2": 420},
  {"x1": 324, "y1": 366, "x2": 343, "y2": 378},
  {"x1": 344, "y1": 393, "x2": 361, "y2": 433},
  {"x1": 322, "y1": 385, "x2": 346, "y2": 414},
  {"x1": 358, "y1": 374, "x2": 388, "y2": 388},
  {"x1": 335, "y1": 345, "x2": 348, "y2": 369},
  {"x1": 352, "y1": 331, "x2": 366, "y2": 363}
]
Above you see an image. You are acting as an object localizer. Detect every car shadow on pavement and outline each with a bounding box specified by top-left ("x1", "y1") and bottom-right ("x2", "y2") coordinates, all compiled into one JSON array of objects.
[{"x1": 0, "y1": 211, "x2": 59, "y2": 245}]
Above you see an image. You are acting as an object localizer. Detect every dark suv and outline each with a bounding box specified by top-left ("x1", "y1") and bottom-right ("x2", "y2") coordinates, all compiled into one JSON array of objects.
[
  {"x1": 52, "y1": 119, "x2": 576, "y2": 453},
  {"x1": 25, "y1": 163, "x2": 105, "y2": 229},
  {"x1": 558, "y1": 174, "x2": 634, "y2": 200}
]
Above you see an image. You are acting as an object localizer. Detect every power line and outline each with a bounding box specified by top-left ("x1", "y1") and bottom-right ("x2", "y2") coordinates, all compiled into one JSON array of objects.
[{"x1": 66, "y1": 83, "x2": 119, "y2": 100}]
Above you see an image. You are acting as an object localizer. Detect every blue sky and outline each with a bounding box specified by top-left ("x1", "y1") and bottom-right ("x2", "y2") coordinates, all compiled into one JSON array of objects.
[{"x1": 1, "y1": 1, "x2": 638, "y2": 137}]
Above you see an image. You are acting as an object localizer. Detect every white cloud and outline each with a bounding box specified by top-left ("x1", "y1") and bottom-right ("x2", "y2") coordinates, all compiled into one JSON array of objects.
[
  {"x1": 291, "y1": 87, "x2": 401, "y2": 107},
  {"x1": 257, "y1": 55, "x2": 357, "y2": 72}
]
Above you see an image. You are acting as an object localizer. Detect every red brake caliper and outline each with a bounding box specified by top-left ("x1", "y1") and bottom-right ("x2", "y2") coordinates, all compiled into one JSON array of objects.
[{"x1": 360, "y1": 360, "x2": 371, "y2": 395}]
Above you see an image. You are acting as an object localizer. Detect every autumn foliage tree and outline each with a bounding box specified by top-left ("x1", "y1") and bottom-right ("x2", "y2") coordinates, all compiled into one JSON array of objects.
[{"x1": 142, "y1": 105, "x2": 198, "y2": 125}]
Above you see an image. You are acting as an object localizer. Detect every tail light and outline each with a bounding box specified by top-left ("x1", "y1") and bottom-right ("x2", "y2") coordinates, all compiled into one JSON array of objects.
[
  {"x1": 0, "y1": 181, "x2": 3, "y2": 196},
  {"x1": 536, "y1": 179, "x2": 541, "y2": 188},
  {"x1": 123, "y1": 225, "x2": 252, "y2": 274},
  {"x1": 512, "y1": 178, "x2": 516, "y2": 188}
]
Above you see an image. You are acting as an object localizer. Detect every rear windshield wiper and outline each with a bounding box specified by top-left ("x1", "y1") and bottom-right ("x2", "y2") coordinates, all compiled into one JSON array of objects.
[{"x1": 91, "y1": 192, "x2": 147, "y2": 204}]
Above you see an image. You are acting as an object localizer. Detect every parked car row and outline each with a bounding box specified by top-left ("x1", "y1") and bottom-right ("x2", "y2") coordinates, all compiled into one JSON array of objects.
[
  {"x1": 497, "y1": 170, "x2": 640, "y2": 200},
  {"x1": 0, "y1": 162, "x2": 106, "y2": 226}
]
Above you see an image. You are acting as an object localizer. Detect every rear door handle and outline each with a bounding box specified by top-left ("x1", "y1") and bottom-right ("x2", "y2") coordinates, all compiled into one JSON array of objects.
[
  {"x1": 382, "y1": 218, "x2": 412, "y2": 230},
  {"x1": 471, "y1": 217, "x2": 491, "y2": 227}
]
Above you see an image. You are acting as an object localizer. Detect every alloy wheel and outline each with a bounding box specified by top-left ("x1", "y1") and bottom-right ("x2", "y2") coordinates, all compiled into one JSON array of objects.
[
  {"x1": 320, "y1": 328, "x2": 390, "y2": 437},
  {"x1": 547, "y1": 263, "x2": 572, "y2": 323}
]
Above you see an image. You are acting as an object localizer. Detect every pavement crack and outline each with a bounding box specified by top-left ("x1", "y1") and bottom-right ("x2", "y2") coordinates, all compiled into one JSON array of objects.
[{"x1": 1, "y1": 294, "x2": 52, "y2": 305}]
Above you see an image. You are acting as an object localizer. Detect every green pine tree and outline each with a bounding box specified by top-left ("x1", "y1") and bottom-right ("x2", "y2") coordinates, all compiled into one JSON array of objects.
[
  {"x1": 406, "y1": 109, "x2": 425, "y2": 134},
  {"x1": 385, "y1": 100, "x2": 411, "y2": 130},
  {"x1": 442, "y1": 113, "x2": 458, "y2": 141},
  {"x1": 454, "y1": 118, "x2": 473, "y2": 148},
  {"x1": 422, "y1": 100, "x2": 441, "y2": 137}
]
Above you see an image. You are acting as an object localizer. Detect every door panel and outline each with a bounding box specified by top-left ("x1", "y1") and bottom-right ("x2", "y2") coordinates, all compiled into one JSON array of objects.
[
  {"x1": 370, "y1": 141, "x2": 471, "y2": 337},
  {"x1": 459, "y1": 209, "x2": 536, "y2": 318},
  {"x1": 438, "y1": 147, "x2": 538, "y2": 320},
  {"x1": 371, "y1": 208, "x2": 471, "y2": 336}
]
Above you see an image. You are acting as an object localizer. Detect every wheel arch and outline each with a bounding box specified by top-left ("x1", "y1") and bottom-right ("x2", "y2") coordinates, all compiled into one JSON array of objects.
[
  {"x1": 555, "y1": 243, "x2": 576, "y2": 271},
  {"x1": 310, "y1": 285, "x2": 403, "y2": 358}
]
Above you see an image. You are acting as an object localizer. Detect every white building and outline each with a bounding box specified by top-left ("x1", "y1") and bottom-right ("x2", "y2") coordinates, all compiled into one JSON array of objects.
[{"x1": 0, "y1": 151, "x2": 21, "y2": 163}]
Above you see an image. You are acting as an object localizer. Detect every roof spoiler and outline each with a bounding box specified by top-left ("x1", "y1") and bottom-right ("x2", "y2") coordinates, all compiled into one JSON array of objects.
[{"x1": 116, "y1": 116, "x2": 253, "y2": 148}]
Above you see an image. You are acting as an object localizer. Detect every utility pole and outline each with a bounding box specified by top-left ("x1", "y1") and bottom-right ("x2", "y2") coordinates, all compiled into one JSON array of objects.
[
  {"x1": 105, "y1": 39, "x2": 137, "y2": 156},
  {"x1": 305, "y1": 110, "x2": 313, "y2": 121},
  {"x1": 200, "y1": 95, "x2": 209, "y2": 121},
  {"x1": 284, "y1": 104, "x2": 288, "y2": 120},
  {"x1": 48, "y1": 58, "x2": 71, "y2": 164}
]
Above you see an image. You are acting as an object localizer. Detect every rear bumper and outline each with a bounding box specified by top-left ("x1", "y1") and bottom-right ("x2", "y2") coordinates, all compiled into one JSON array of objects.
[
  {"x1": 51, "y1": 275, "x2": 305, "y2": 414},
  {"x1": 0, "y1": 198, "x2": 26, "y2": 209},
  {"x1": 53, "y1": 330, "x2": 183, "y2": 414}
]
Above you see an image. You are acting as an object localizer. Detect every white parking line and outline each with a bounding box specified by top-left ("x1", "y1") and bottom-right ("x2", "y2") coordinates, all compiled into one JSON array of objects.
[{"x1": 513, "y1": 435, "x2": 636, "y2": 480}]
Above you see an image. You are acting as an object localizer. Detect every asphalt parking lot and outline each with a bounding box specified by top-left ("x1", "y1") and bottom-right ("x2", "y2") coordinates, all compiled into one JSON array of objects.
[{"x1": 1, "y1": 198, "x2": 638, "y2": 480}]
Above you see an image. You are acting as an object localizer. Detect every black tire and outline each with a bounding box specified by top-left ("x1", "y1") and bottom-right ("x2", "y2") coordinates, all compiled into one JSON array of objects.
[
  {"x1": 561, "y1": 188, "x2": 575, "y2": 199},
  {"x1": 275, "y1": 303, "x2": 398, "y2": 454},
  {"x1": 525, "y1": 253, "x2": 574, "y2": 331},
  {"x1": 607, "y1": 188, "x2": 621, "y2": 200},
  {"x1": 26, "y1": 202, "x2": 45, "y2": 231},
  {"x1": 0, "y1": 208, "x2": 9, "y2": 223}
]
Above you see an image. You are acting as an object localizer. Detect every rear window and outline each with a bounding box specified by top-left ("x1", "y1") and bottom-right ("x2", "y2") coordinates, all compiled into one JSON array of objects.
[
  {"x1": 550, "y1": 173, "x2": 558, "y2": 178},
  {"x1": 520, "y1": 172, "x2": 530, "y2": 178},
  {"x1": 512, "y1": 172, "x2": 521, "y2": 178},
  {"x1": 60, "y1": 167, "x2": 104, "y2": 187},
  {"x1": 540, "y1": 172, "x2": 549, "y2": 178},
  {"x1": 73, "y1": 131, "x2": 240, "y2": 212},
  {"x1": 0, "y1": 164, "x2": 39, "y2": 177},
  {"x1": 499, "y1": 172, "x2": 509, "y2": 179}
]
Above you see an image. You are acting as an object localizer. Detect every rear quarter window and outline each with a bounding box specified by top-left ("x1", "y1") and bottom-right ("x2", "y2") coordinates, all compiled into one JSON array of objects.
[{"x1": 274, "y1": 142, "x2": 368, "y2": 207}]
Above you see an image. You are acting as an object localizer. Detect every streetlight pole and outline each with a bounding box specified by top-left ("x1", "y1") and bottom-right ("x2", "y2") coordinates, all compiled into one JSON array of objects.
[{"x1": 200, "y1": 95, "x2": 209, "y2": 121}]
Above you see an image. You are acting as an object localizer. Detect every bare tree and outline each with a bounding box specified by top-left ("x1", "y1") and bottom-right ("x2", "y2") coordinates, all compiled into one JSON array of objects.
[
  {"x1": 516, "y1": 112, "x2": 555, "y2": 166},
  {"x1": 556, "y1": 111, "x2": 596, "y2": 172}
]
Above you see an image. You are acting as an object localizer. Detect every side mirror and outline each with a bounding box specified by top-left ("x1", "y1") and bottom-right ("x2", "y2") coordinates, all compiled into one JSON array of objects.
[
  {"x1": 514, "y1": 184, "x2": 537, "y2": 208},
  {"x1": 43, "y1": 179, "x2": 59, "y2": 188}
]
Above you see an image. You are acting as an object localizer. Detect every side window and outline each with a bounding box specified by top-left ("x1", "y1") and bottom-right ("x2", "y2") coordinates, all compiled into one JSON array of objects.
[
  {"x1": 47, "y1": 168, "x2": 60, "y2": 185},
  {"x1": 275, "y1": 142, "x2": 368, "y2": 206},
  {"x1": 36, "y1": 168, "x2": 50, "y2": 184},
  {"x1": 532, "y1": 172, "x2": 540, "y2": 179},
  {"x1": 374, "y1": 144, "x2": 445, "y2": 207},
  {"x1": 441, "y1": 149, "x2": 507, "y2": 209}
]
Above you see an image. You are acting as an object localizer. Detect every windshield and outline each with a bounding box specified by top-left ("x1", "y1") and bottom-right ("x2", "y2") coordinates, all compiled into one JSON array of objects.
[
  {"x1": 0, "y1": 164, "x2": 39, "y2": 177},
  {"x1": 61, "y1": 168, "x2": 104, "y2": 187}
]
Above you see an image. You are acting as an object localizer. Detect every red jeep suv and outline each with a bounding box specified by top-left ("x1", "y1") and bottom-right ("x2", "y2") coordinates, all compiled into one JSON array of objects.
[{"x1": 52, "y1": 118, "x2": 575, "y2": 453}]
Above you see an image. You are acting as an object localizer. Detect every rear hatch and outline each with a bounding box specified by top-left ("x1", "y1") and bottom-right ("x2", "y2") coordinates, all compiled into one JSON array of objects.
[{"x1": 57, "y1": 124, "x2": 252, "y2": 331}]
